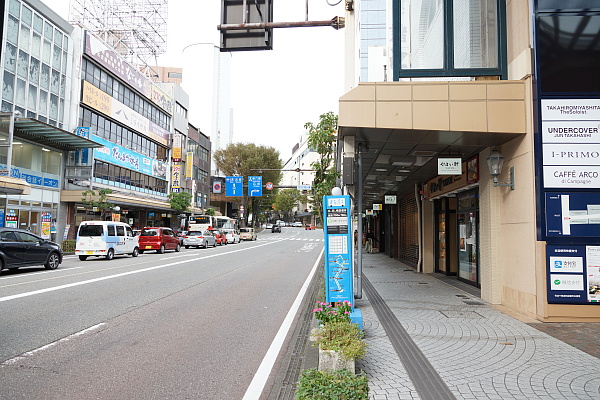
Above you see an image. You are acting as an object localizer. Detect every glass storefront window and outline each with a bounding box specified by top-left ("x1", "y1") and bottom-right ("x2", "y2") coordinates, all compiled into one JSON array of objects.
[{"x1": 457, "y1": 189, "x2": 479, "y2": 285}]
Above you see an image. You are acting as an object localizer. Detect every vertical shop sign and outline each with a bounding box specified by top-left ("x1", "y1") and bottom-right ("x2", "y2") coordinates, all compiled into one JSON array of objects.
[
  {"x1": 171, "y1": 164, "x2": 181, "y2": 192},
  {"x1": 41, "y1": 212, "x2": 52, "y2": 239},
  {"x1": 323, "y1": 195, "x2": 353, "y2": 304},
  {"x1": 172, "y1": 134, "x2": 182, "y2": 162},
  {"x1": 185, "y1": 152, "x2": 193, "y2": 180},
  {"x1": 5, "y1": 209, "x2": 17, "y2": 228}
]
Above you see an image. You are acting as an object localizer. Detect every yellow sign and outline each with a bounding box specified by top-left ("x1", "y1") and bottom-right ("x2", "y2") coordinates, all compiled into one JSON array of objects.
[
  {"x1": 82, "y1": 81, "x2": 111, "y2": 115},
  {"x1": 373, "y1": 204, "x2": 382, "y2": 210},
  {"x1": 186, "y1": 152, "x2": 193, "y2": 180}
]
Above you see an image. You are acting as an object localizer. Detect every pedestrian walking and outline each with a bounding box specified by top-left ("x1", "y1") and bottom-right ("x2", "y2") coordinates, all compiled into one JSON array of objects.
[
  {"x1": 354, "y1": 230, "x2": 358, "y2": 247},
  {"x1": 365, "y1": 229, "x2": 376, "y2": 253}
]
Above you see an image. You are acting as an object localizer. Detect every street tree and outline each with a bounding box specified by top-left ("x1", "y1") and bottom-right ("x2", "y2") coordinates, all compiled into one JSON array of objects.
[
  {"x1": 81, "y1": 188, "x2": 114, "y2": 219},
  {"x1": 167, "y1": 191, "x2": 192, "y2": 214},
  {"x1": 305, "y1": 111, "x2": 339, "y2": 225},
  {"x1": 273, "y1": 189, "x2": 306, "y2": 222},
  {"x1": 213, "y1": 142, "x2": 282, "y2": 227}
]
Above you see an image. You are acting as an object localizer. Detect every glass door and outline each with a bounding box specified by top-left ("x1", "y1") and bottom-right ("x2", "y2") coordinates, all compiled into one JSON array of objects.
[{"x1": 457, "y1": 211, "x2": 479, "y2": 284}]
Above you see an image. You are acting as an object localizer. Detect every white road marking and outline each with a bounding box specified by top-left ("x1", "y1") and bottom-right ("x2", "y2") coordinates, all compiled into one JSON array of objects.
[
  {"x1": 1, "y1": 323, "x2": 106, "y2": 366},
  {"x1": 242, "y1": 248, "x2": 324, "y2": 400},
  {"x1": 0, "y1": 239, "x2": 287, "y2": 304}
]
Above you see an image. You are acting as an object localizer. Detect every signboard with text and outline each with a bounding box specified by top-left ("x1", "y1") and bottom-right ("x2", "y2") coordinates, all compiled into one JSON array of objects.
[
  {"x1": 248, "y1": 176, "x2": 263, "y2": 197},
  {"x1": 547, "y1": 245, "x2": 600, "y2": 304},
  {"x1": 323, "y1": 195, "x2": 353, "y2": 304},
  {"x1": 226, "y1": 176, "x2": 243, "y2": 197}
]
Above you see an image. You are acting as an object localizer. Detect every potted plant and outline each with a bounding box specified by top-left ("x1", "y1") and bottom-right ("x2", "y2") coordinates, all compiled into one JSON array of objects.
[{"x1": 311, "y1": 301, "x2": 366, "y2": 373}]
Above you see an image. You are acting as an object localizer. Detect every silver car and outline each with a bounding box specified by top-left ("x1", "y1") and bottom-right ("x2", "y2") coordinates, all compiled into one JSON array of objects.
[{"x1": 183, "y1": 230, "x2": 216, "y2": 249}]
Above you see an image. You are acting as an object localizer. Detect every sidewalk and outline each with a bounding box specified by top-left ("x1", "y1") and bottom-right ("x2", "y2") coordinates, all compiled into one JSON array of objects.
[{"x1": 355, "y1": 252, "x2": 600, "y2": 400}]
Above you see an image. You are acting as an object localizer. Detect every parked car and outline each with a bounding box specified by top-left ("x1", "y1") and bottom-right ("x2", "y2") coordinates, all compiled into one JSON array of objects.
[
  {"x1": 272, "y1": 225, "x2": 281, "y2": 233},
  {"x1": 138, "y1": 227, "x2": 181, "y2": 254},
  {"x1": 305, "y1": 225, "x2": 316, "y2": 230},
  {"x1": 239, "y1": 227, "x2": 257, "y2": 241},
  {"x1": 183, "y1": 230, "x2": 216, "y2": 248},
  {"x1": 293, "y1": 222, "x2": 303, "y2": 227},
  {"x1": 0, "y1": 228, "x2": 62, "y2": 273},
  {"x1": 265, "y1": 223, "x2": 273, "y2": 229},
  {"x1": 209, "y1": 229, "x2": 227, "y2": 246},
  {"x1": 222, "y1": 229, "x2": 241, "y2": 244},
  {"x1": 76, "y1": 221, "x2": 139, "y2": 260}
]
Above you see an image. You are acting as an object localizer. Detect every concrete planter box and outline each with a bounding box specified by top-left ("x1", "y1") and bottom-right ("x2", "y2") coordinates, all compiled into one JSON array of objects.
[{"x1": 318, "y1": 348, "x2": 355, "y2": 374}]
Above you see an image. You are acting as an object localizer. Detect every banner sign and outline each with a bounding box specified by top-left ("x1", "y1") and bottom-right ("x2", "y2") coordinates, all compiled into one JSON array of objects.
[
  {"x1": 0, "y1": 163, "x2": 59, "y2": 188},
  {"x1": 92, "y1": 135, "x2": 167, "y2": 179},
  {"x1": 186, "y1": 152, "x2": 193, "y2": 180},
  {"x1": 323, "y1": 195, "x2": 353, "y2": 304},
  {"x1": 172, "y1": 134, "x2": 182, "y2": 162},
  {"x1": 84, "y1": 32, "x2": 173, "y2": 114},
  {"x1": 171, "y1": 164, "x2": 181, "y2": 192},
  {"x1": 542, "y1": 99, "x2": 600, "y2": 189},
  {"x1": 547, "y1": 245, "x2": 600, "y2": 304},
  {"x1": 83, "y1": 81, "x2": 170, "y2": 146}
]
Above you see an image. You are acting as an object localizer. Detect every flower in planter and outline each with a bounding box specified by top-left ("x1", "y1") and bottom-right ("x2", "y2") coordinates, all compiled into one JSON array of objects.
[
  {"x1": 312, "y1": 321, "x2": 366, "y2": 361},
  {"x1": 313, "y1": 300, "x2": 353, "y2": 324}
]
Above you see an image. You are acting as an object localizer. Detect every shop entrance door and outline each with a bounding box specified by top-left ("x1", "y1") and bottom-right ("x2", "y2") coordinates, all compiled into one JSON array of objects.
[
  {"x1": 18, "y1": 210, "x2": 40, "y2": 235},
  {"x1": 457, "y1": 211, "x2": 479, "y2": 285},
  {"x1": 456, "y1": 189, "x2": 479, "y2": 286}
]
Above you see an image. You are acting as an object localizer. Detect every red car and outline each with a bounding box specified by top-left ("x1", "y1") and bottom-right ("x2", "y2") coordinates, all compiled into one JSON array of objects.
[
  {"x1": 305, "y1": 225, "x2": 316, "y2": 230},
  {"x1": 210, "y1": 229, "x2": 228, "y2": 246},
  {"x1": 138, "y1": 227, "x2": 181, "y2": 254}
]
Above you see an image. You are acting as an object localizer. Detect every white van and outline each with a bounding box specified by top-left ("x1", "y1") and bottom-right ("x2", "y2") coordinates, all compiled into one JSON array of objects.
[{"x1": 75, "y1": 221, "x2": 139, "y2": 261}]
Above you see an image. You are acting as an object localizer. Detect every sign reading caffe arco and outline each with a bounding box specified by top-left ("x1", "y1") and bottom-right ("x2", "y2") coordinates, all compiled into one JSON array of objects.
[{"x1": 422, "y1": 156, "x2": 479, "y2": 199}]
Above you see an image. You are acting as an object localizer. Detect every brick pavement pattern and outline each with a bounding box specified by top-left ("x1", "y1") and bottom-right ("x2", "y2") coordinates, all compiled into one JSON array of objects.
[{"x1": 354, "y1": 253, "x2": 600, "y2": 400}]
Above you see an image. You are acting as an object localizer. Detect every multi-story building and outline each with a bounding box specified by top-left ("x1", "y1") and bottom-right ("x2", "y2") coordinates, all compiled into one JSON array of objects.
[
  {"x1": 339, "y1": 0, "x2": 600, "y2": 322},
  {"x1": 0, "y1": 0, "x2": 100, "y2": 240},
  {"x1": 281, "y1": 134, "x2": 318, "y2": 223}
]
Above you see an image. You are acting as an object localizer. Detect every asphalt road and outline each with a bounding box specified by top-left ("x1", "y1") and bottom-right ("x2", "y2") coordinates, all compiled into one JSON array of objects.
[{"x1": 0, "y1": 227, "x2": 324, "y2": 400}]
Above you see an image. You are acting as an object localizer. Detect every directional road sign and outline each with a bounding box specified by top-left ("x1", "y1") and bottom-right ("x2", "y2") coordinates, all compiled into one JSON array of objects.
[
  {"x1": 248, "y1": 176, "x2": 263, "y2": 197},
  {"x1": 226, "y1": 176, "x2": 243, "y2": 196}
]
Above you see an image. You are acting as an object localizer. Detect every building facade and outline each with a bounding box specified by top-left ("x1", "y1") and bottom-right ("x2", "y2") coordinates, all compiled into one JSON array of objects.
[
  {"x1": 0, "y1": 0, "x2": 100, "y2": 241},
  {"x1": 339, "y1": 0, "x2": 600, "y2": 322}
]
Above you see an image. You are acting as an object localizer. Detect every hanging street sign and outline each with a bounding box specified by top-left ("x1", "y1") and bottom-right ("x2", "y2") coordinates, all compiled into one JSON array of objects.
[
  {"x1": 248, "y1": 176, "x2": 263, "y2": 197},
  {"x1": 225, "y1": 176, "x2": 243, "y2": 196}
]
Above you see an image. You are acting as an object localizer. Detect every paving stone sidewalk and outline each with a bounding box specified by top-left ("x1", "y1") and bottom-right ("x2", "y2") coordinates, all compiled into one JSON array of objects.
[{"x1": 355, "y1": 253, "x2": 600, "y2": 400}]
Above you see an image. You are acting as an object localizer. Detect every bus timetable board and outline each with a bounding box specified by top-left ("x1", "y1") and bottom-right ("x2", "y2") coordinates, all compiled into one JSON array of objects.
[{"x1": 323, "y1": 195, "x2": 353, "y2": 304}]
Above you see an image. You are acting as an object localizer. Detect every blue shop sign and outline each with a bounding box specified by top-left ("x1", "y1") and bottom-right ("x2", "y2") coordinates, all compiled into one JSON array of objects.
[
  {"x1": 92, "y1": 134, "x2": 166, "y2": 179},
  {"x1": 0, "y1": 164, "x2": 59, "y2": 188}
]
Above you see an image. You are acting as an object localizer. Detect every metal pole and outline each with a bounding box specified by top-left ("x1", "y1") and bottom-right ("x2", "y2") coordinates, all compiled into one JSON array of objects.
[
  {"x1": 6, "y1": 112, "x2": 15, "y2": 176},
  {"x1": 218, "y1": 17, "x2": 345, "y2": 30},
  {"x1": 356, "y1": 143, "x2": 363, "y2": 299}
]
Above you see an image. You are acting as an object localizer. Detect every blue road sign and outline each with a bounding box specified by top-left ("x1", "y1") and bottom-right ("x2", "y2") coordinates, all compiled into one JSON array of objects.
[
  {"x1": 226, "y1": 176, "x2": 243, "y2": 196},
  {"x1": 248, "y1": 176, "x2": 263, "y2": 197}
]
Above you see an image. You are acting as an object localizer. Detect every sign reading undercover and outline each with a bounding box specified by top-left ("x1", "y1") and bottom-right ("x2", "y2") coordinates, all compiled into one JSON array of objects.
[{"x1": 220, "y1": 0, "x2": 273, "y2": 51}]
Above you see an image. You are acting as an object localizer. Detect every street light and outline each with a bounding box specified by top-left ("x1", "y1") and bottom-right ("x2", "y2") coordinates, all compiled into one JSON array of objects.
[{"x1": 486, "y1": 149, "x2": 514, "y2": 190}]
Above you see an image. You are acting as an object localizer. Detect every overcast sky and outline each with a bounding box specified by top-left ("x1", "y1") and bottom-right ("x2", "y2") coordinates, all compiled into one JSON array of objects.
[{"x1": 52, "y1": 0, "x2": 346, "y2": 160}]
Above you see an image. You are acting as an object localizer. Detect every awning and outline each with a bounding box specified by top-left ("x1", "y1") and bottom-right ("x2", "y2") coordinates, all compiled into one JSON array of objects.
[
  {"x1": 0, "y1": 176, "x2": 31, "y2": 195},
  {"x1": 0, "y1": 116, "x2": 103, "y2": 151}
]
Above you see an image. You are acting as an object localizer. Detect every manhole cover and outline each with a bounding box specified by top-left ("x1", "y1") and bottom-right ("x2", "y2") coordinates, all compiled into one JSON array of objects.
[{"x1": 440, "y1": 310, "x2": 484, "y2": 318}]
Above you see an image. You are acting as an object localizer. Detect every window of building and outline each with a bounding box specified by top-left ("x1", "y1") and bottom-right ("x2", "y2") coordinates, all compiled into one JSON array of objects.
[
  {"x1": 394, "y1": 0, "x2": 507, "y2": 79},
  {"x1": 536, "y1": 2, "x2": 600, "y2": 93}
]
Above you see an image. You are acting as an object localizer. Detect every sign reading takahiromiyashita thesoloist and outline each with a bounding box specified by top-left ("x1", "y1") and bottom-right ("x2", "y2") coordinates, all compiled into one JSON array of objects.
[{"x1": 542, "y1": 99, "x2": 600, "y2": 189}]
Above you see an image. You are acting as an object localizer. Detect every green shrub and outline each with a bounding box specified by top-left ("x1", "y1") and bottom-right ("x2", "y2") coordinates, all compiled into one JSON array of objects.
[
  {"x1": 62, "y1": 239, "x2": 76, "y2": 253},
  {"x1": 296, "y1": 368, "x2": 368, "y2": 400},
  {"x1": 312, "y1": 321, "x2": 366, "y2": 360}
]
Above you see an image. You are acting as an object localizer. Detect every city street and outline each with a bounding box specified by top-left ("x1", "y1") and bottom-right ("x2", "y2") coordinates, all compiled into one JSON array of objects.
[{"x1": 0, "y1": 228, "x2": 323, "y2": 399}]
